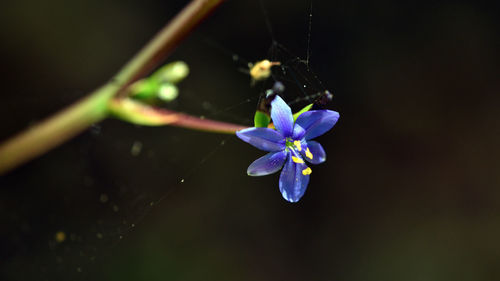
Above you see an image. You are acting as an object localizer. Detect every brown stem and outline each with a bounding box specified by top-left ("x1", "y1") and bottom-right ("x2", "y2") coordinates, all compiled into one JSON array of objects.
[
  {"x1": 0, "y1": 83, "x2": 117, "y2": 175},
  {"x1": 114, "y1": 0, "x2": 225, "y2": 97},
  {"x1": 108, "y1": 98, "x2": 248, "y2": 133}
]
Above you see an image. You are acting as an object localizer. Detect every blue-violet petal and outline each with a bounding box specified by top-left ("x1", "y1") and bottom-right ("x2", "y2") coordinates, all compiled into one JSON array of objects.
[
  {"x1": 295, "y1": 110, "x2": 339, "y2": 140},
  {"x1": 302, "y1": 140, "x2": 326, "y2": 164},
  {"x1": 247, "y1": 150, "x2": 288, "y2": 176},
  {"x1": 292, "y1": 123, "x2": 306, "y2": 140},
  {"x1": 236, "y1": 127, "x2": 285, "y2": 152},
  {"x1": 279, "y1": 153, "x2": 310, "y2": 202},
  {"x1": 270, "y1": 95, "x2": 294, "y2": 137}
]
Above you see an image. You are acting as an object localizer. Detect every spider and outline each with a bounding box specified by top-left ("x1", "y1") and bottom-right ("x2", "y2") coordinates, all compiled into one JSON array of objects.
[{"x1": 248, "y1": 59, "x2": 281, "y2": 85}]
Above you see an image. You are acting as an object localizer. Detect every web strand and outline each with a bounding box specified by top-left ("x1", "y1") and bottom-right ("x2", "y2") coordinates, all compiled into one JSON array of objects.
[
  {"x1": 259, "y1": 0, "x2": 276, "y2": 44},
  {"x1": 306, "y1": 1, "x2": 313, "y2": 69}
]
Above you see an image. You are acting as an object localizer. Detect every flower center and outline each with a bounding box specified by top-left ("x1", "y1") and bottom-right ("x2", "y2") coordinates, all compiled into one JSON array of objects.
[
  {"x1": 285, "y1": 138, "x2": 302, "y2": 151},
  {"x1": 285, "y1": 138, "x2": 314, "y2": 160}
]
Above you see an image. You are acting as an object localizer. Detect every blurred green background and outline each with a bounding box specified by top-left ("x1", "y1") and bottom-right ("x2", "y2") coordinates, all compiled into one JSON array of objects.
[{"x1": 1, "y1": 0, "x2": 500, "y2": 280}]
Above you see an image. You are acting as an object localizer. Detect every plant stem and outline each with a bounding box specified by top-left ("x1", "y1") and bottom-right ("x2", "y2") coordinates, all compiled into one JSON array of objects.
[
  {"x1": 0, "y1": 83, "x2": 117, "y2": 175},
  {"x1": 109, "y1": 98, "x2": 248, "y2": 134},
  {"x1": 114, "y1": 0, "x2": 225, "y2": 96},
  {"x1": 0, "y1": 0, "x2": 227, "y2": 175}
]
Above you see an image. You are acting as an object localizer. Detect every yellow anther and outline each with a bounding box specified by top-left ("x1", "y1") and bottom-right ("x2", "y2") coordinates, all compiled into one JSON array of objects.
[
  {"x1": 305, "y1": 147, "x2": 313, "y2": 160},
  {"x1": 293, "y1": 140, "x2": 302, "y2": 151},
  {"x1": 302, "y1": 167, "x2": 312, "y2": 175},
  {"x1": 292, "y1": 156, "x2": 304, "y2": 164}
]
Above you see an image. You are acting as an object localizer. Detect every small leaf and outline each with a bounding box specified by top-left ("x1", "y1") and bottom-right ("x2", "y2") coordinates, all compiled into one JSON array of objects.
[
  {"x1": 293, "y1": 104, "x2": 313, "y2": 121},
  {"x1": 254, "y1": 111, "x2": 271, "y2": 128}
]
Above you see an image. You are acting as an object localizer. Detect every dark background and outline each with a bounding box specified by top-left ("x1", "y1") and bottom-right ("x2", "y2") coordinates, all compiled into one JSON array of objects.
[{"x1": 1, "y1": 0, "x2": 500, "y2": 280}]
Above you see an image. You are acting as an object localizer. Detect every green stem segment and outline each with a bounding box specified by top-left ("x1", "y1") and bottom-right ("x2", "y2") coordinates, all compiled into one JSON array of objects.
[
  {"x1": 108, "y1": 98, "x2": 248, "y2": 134},
  {"x1": 0, "y1": 0, "x2": 235, "y2": 175},
  {"x1": 0, "y1": 83, "x2": 117, "y2": 175},
  {"x1": 114, "y1": 0, "x2": 225, "y2": 96}
]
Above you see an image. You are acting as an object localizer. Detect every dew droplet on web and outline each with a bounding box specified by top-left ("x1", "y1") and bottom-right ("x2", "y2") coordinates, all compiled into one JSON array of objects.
[
  {"x1": 99, "y1": 193, "x2": 109, "y2": 203},
  {"x1": 202, "y1": 101, "x2": 212, "y2": 110},
  {"x1": 130, "y1": 141, "x2": 143, "y2": 156},
  {"x1": 55, "y1": 231, "x2": 66, "y2": 243}
]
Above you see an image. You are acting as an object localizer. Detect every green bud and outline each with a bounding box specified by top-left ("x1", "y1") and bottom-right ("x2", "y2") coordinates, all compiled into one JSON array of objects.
[
  {"x1": 151, "y1": 61, "x2": 189, "y2": 84},
  {"x1": 127, "y1": 61, "x2": 188, "y2": 103},
  {"x1": 128, "y1": 79, "x2": 161, "y2": 99},
  {"x1": 157, "y1": 83, "x2": 179, "y2": 102}
]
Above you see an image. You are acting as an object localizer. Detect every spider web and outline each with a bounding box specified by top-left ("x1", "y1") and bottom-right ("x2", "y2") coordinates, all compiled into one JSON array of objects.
[{"x1": 0, "y1": 1, "x2": 336, "y2": 279}]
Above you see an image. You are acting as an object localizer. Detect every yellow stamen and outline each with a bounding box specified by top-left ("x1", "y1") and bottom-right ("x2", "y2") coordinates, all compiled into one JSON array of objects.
[
  {"x1": 293, "y1": 140, "x2": 302, "y2": 151},
  {"x1": 302, "y1": 167, "x2": 312, "y2": 175},
  {"x1": 292, "y1": 156, "x2": 304, "y2": 164},
  {"x1": 305, "y1": 147, "x2": 313, "y2": 160}
]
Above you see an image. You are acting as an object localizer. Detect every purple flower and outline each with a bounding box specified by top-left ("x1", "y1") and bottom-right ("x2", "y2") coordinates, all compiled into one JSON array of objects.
[{"x1": 236, "y1": 95, "x2": 339, "y2": 202}]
